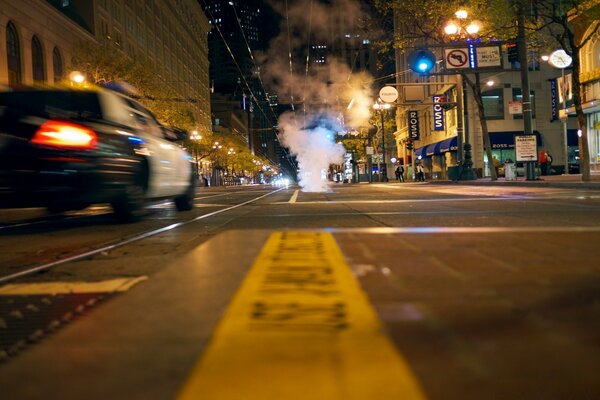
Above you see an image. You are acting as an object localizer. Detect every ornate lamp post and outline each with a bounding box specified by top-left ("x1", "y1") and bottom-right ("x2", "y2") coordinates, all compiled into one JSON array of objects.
[
  {"x1": 443, "y1": 10, "x2": 480, "y2": 180},
  {"x1": 547, "y1": 49, "x2": 573, "y2": 175},
  {"x1": 373, "y1": 99, "x2": 392, "y2": 182}
]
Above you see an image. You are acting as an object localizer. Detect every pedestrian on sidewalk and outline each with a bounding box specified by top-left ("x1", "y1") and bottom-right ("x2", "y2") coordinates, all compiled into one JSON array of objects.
[
  {"x1": 395, "y1": 165, "x2": 404, "y2": 182},
  {"x1": 416, "y1": 163, "x2": 425, "y2": 182}
]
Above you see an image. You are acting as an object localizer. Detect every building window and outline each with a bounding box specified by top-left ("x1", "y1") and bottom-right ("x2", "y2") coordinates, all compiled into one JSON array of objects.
[
  {"x1": 6, "y1": 22, "x2": 22, "y2": 85},
  {"x1": 32, "y1": 35, "x2": 45, "y2": 82},
  {"x1": 53, "y1": 47, "x2": 63, "y2": 83},
  {"x1": 482, "y1": 88, "x2": 504, "y2": 119}
]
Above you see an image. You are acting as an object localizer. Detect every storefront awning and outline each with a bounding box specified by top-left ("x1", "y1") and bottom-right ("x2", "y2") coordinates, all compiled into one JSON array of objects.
[
  {"x1": 415, "y1": 146, "x2": 428, "y2": 159},
  {"x1": 438, "y1": 137, "x2": 458, "y2": 153},
  {"x1": 425, "y1": 144, "x2": 437, "y2": 156},
  {"x1": 490, "y1": 131, "x2": 543, "y2": 149},
  {"x1": 416, "y1": 136, "x2": 458, "y2": 158},
  {"x1": 434, "y1": 84, "x2": 455, "y2": 96}
]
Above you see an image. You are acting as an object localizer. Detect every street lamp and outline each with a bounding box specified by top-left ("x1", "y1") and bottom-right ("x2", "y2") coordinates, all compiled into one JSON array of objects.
[
  {"x1": 373, "y1": 99, "x2": 392, "y2": 182},
  {"x1": 548, "y1": 49, "x2": 573, "y2": 175},
  {"x1": 442, "y1": 9, "x2": 480, "y2": 181},
  {"x1": 190, "y1": 130, "x2": 203, "y2": 176},
  {"x1": 68, "y1": 71, "x2": 86, "y2": 86}
]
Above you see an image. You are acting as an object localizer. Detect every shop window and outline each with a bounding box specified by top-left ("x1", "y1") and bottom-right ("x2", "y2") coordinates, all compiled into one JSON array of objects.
[
  {"x1": 482, "y1": 88, "x2": 504, "y2": 119},
  {"x1": 6, "y1": 22, "x2": 22, "y2": 85}
]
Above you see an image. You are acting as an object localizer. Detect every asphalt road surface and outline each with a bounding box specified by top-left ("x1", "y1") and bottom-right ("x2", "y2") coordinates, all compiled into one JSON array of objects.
[{"x1": 1, "y1": 181, "x2": 600, "y2": 399}]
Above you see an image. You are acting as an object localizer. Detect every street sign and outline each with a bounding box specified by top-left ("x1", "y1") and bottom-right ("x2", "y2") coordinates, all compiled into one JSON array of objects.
[
  {"x1": 444, "y1": 45, "x2": 502, "y2": 70},
  {"x1": 366, "y1": 146, "x2": 374, "y2": 155},
  {"x1": 475, "y1": 46, "x2": 502, "y2": 68},
  {"x1": 515, "y1": 135, "x2": 538, "y2": 162},
  {"x1": 444, "y1": 48, "x2": 469, "y2": 69},
  {"x1": 508, "y1": 100, "x2": 522, "y2": 115},
  {"x1": 379, "y1": 86, "x2": 398, "y2": 103}
]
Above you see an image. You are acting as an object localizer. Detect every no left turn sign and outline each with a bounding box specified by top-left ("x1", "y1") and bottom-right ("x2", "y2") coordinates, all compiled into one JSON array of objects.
[{"x1": 445, "y1": 48, "x2": 469, "y2": 69}]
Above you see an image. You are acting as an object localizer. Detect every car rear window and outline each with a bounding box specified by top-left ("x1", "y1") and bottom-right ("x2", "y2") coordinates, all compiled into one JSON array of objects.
[{"x1": 0, "y1": 91, "x2": 103, "y2": 120}]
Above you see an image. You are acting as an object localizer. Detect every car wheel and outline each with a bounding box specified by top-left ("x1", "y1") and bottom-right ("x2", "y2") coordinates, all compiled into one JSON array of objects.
[
  {"x1": 174, "y1": 179, "x2": 195, "y2": 211},
  {"x1": 112, "y1": 167, "x2": 148, "y2": 223}
]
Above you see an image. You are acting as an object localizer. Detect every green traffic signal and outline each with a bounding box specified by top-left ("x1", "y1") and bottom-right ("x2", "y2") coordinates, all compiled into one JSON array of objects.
[{"x1": 408, "y1": 49, "x2": 436, "y2": 75}]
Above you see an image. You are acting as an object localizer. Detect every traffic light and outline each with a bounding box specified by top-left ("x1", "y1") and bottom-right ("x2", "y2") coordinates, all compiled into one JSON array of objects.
[
  {"x1": 406, "y1": 140, "x2": 413, "y2": 151},
  {"x1": 506, "y1": 42, "x2": 519, "y2": 63},
  {"x1": 408, "y1": 49, "x2": 436, "y2": 75}
]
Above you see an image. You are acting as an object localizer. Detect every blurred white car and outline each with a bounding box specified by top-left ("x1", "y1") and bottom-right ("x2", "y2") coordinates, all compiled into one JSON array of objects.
[{"x1": 0, "y1": 86, "x2": 196, "y2": 222}]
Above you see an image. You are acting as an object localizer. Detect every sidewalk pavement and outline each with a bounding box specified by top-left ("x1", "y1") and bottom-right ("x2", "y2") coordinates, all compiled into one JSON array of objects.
[{"x1": 432, "y1": 173, "x2": 600, "y2": 189}]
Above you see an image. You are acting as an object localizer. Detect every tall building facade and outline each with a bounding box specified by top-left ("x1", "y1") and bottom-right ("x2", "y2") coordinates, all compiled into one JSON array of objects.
[
  {"x1": 1, "y1": 0, "x2": 212, "y2": 135},
  {"x1": 390, "y1": 8, "x2": 597, "y2": 180},
  {"x1": 201, "y1": 0, "x2": 282, "y2": 167}
]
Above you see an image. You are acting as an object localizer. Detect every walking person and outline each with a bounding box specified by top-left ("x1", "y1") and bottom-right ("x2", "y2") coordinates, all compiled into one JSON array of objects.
[
  {"x1": 395, "y1": 165, "x2": 404, "y2": 182},
  {"x1": 416, "y1": 163, "x2": 425, "y2": 182}
]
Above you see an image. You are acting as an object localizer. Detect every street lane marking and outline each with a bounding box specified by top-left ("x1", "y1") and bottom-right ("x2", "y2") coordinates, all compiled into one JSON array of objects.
[
  {"x1": 0, "y1": 276, "x2": 148, "y2": 295},
  {"x1": 272, "y1": 196, "x2": 531, "y2": 205},
  {"x1": 288, "y1": 189, "x2": 299, "y2": 203},
  {"x1": 178, "y1": 231, "x2": 426, "y2": 400}
]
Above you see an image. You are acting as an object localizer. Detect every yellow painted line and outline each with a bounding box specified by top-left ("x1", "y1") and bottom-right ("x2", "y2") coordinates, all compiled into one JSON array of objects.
[
  {"x1": 178, "y1": 232, "x2": 426, "y2": 400},
  {"x1": 289, "y1": 189, "x2": 299, "y2": 203},
  {"x1": 0, "y1": 276, "x2": 148, "y2": 295}
]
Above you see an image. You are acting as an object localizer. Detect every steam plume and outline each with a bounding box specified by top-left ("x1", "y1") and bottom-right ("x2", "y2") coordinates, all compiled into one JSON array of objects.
[{"x1": 262, "y1": 0, "x2": 374, "y2": 192}]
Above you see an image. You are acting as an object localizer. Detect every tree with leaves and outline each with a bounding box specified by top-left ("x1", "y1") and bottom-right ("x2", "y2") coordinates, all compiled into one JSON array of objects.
[
  {"x1": 70, "y1": 40, "x2": 197, "y2": 131},
  {"x1": 531, "y1": 0, "x2": 600, "y2": 181},
  {"x1": 370, "y1": 0, "x2": 507, "y2": 179},
  {"x1": 370, "y1": 0, "x2": 569, "y2": 180}
]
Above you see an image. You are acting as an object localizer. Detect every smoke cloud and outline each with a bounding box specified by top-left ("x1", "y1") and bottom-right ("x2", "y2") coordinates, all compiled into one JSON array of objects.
[
  {"x1": 278, "y1": 112, "x2": 346, "y2": 192},
  {"x1": 261, "y1": 0, "x2": 374, "y2": 192}
]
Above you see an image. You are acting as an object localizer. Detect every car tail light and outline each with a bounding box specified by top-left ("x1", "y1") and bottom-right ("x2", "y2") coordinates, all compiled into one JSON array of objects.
[{"x1": 31, "y1": 120, "x2": 97, "y2": 149}]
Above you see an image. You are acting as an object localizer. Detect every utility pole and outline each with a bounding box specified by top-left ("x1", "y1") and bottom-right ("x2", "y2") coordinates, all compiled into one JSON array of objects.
[{"x1": 516, "y1": 2, "x2": 537, "y2": 181}]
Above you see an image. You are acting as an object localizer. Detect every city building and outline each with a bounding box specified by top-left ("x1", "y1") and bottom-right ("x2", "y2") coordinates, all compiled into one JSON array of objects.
[
  {"x1": 201, "y1": 0, "x2": 283, "y2": 169},
  {"x1": 1, "y1": 0, "x2": 212, "y2": 136},
  {"x1": 574, "y1": 8, "x2": 600, "y2": 172},
  {"x1": 1, "y1": 0, "x2": 92, "y2": 88},
  {"x1": 390, "y1": 9, "x2": 592, "y2": 180}
]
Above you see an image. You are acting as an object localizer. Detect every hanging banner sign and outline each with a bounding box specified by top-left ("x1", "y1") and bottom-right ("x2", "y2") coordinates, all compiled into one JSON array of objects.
[
  {"x1": 550, "y1": 79, "x2": 558, "y2": 121},
  {"x1": 432, "y1": 96, "x2": 445, "y2": 131},
  {"x1": 408, "y1": 110, "x2": 420, "y2": 140}
]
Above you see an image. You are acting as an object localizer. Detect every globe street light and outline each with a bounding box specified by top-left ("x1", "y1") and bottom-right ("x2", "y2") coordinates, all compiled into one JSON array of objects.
[{"x1": 373, "y1": 100, "x2": 392, "y2": 182}]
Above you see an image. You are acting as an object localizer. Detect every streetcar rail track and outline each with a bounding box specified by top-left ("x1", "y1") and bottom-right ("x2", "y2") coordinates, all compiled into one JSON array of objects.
[{"x1": 0, "y1": 188, "x2": 283, "y2": 285}]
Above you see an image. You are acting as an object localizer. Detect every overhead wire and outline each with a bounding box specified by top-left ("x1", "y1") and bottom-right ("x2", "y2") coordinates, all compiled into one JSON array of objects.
[
  {"x1": 285, "y1": 0, "x2": 295, "y2": 112},
  {"x1": 228, "y1": 0, "x2": 297, "y2": 169},
  {"x1": 203, "y1": 0, "x2": 296, "y2": 169},
  {"x1": 303, "y1": 0, "x2": 313, "y2": 119}
]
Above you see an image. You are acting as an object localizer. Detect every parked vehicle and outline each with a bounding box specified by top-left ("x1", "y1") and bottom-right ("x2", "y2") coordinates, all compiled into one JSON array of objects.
[{"x1": 0, "y1": 86, "x2": 196, "y2": 222}]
